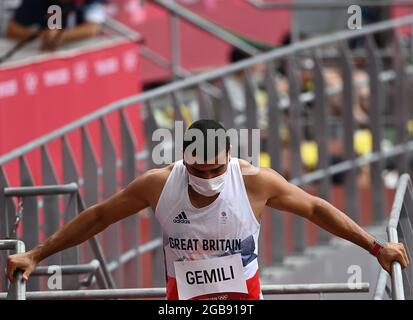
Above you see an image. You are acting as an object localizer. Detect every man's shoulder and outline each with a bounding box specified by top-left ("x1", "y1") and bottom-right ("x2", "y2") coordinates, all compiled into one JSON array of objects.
[
  {"x1": 134, "y1": 163, "x2": 176, "y2": 208},
  {"x1": 237, "y1": 159, "x2": 281, "y2": 189},
  {"x1": 237, "y1": 159, "x2": 271, "y2": 178},
  {"x1": 144, "y1": 163, "x2": 175, "y2": 183}
]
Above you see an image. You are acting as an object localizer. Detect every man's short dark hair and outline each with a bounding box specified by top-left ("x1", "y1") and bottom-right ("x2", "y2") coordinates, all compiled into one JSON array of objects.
[{"x1": 183, "y1": 119, "x2": 230, "y2": 162}]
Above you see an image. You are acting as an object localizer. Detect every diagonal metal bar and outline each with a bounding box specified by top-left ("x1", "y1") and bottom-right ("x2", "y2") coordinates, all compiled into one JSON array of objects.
[
  {"x1": 392, "y1": 36, "x2": 409, "y2": 174},
  {"x1": 143, "y1": 102, "x2": 159, "y2": 169},
  {"x1": 221, "y1": 78, "x2": 237, "y2": 129},
  {"x1": 41, "y1": 146, "x2": 61, "y2": 266},
  {"x1": 171, "y1": 91, "x2": 186, "y2": 126},
  {"x1": 196, "y1": 85, "x2": 213, "y2": 120},
  {"x1": 61, "y1": 137, "x2": 80, "y2": 289},
  {"x1": 100, "y1": 117, "x2": 121, "y2": 285},
  {"x1": 19, "y1": 156, "x2": 39, "y2": 291},
  {"x1": 119, "y1": 109, "x2": 140, "y2": 287},
  {"x1": 100, "y1": 118, "x2": 117, "y2": 198},
  {"x1": 81, "y1": 127, "x2": 99, "y2": 207},
  {"x1": 81, "y1": 126, "x2": 100, "y2": 279},
  {"x1": 120, "y1": 109, "x2": 137, "y2": 187},
  {"x1": 0, "y1": 168, "x2": 15, "y2": 291}
]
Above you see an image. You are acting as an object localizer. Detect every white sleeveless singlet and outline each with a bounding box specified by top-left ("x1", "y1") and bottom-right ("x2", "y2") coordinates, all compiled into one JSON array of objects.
[{"x1": 155, "y1": 158, "x2": 262, "y2": 300}]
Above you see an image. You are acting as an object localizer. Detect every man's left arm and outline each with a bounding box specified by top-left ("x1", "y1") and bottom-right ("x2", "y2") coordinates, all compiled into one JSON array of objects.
[{"x1": 262, "y1": 167, "x2": 410, "y2": 274}]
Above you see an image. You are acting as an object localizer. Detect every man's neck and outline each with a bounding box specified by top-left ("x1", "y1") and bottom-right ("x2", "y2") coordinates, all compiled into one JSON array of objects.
[{"x1": 187, "y1": 185, "x2": 219, "y2": 209}]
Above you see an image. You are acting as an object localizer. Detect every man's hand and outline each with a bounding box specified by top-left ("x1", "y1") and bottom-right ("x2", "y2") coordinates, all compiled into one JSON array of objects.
[
  {"x1": 40, "y1": 29, "x2": 64, "y2": 51},
  {"x1": 7, "y1": 252, "x2": 38, "y2": 282},
  {"x1": 377, "y1": 242, "x2": 410, "y2": 274}
]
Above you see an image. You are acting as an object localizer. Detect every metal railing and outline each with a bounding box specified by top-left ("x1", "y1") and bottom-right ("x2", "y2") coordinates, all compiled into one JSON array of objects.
[
  {"x1": 0, "y1": 267, "x2": 369, "y2": 299},
  {"x1": 373, "y1": 174, "x2": 413, "y2": 300},
  {"x1": 0, "y1": 184, "x2": 114, "y2": 291},
  {"x1": 0, "y1": 239, "x2": 26, "y2": 300},
  {"x1": 388, "y1": 174, "x2": 413, "y2": 299},
  {"x1": 247, "y1": 0, "x2": 413, "y2": 9},
  {"x1": 373, "y1": 268, "x2": 391, "y2": 299},
  {"x1": 1, "y1": 15, "x2": 413, "y2": 291}
]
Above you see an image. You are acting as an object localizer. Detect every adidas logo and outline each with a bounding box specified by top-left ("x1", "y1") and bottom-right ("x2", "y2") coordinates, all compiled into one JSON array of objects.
[{"x1": 173, "y1": 211, "x2": 190, "y2": 224}]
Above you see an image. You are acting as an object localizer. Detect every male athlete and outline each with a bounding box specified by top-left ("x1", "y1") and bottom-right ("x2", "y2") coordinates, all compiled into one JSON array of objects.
[{"x1": 7, "y1": 120, "x2": 409, "y2": 300}]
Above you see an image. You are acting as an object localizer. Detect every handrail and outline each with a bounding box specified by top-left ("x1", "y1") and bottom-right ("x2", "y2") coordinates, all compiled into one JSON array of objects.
[
  {"x1": 357, "y1": 174, "x2": 413, "y2": 300},
  {"x1": 386, "y1": 174, "x2": 413, "y2": 300},
  {"x1": 152, "y1": 0, "x2": 259, "y2": 56},
  {"x1": 247, "y1": 0, "x2": 413, "y2": 9},
  {"x1": 0, "y1": 239, "x2": 26, "y2": 300},
  {"x1": 1, "y1": 14, "x2": 413, "y2": 166},
  {"x1": 4, "y1": 183, "x2": 79, "y2": 196},
  {"x1": 0, "y1": 282, "x2": 369, "y2": 300}
]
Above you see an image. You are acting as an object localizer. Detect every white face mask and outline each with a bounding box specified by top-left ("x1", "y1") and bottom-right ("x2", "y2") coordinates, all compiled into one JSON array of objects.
[{"x1": 188, "y1": 170, "x2": 227, "y2": 197}]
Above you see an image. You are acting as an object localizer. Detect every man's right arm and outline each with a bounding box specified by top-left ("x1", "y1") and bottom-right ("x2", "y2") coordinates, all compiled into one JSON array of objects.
[{"x1": 7, "y1": 170, "x2": 155, "y2": 282}]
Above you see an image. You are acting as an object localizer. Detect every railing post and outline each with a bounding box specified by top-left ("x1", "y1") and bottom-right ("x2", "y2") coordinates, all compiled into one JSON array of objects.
[
  {"x1": 0, "y1": 168, "x2": 16, "y2": 291},
  {"x1": 392, "y1": 37, "x2": 409, "y2": 174},
  {"x1": 81, "y1": 127, "x2": 99, "y2": 209},
  {"x1": 171, "y1": 91, "x2": 186, "y2": 127},
  {"x1": 196, "y1": 85, "x2": 213, "y2": 119},
  {"x1": 170, "y1": 0, "x2": 180, "y2": 80},
  {"x1": 41, "y1": 146, "x2": 61, "y2": 268},
  {"x1": 81, "y1": 127, "x2": 99, "y2": 270},
  {"x1": 389, "y1": 226, "x2": 405, "y2": 300},
  {"x1": 19, "y1": 156, "x2": 40, "y2": 291},
  {"x1": 221, "y1": 78, "x2": 236, "y2": 130},
  {"x1": 373, "y1": 268, "x2": 389, "y2": 300},
  {"x1": 119, "y1": 110, "x2": 140, "y2": 288},
  {"x1": 143, "y1": 105, "x2": 165, "y2": 287},
  {"x1": 339, "y1": 44, "x2": 360, "y2": 223},
  {"x1": 387, "y1": 174, "x2": 410, "y2": 300},
  {"x1": 2, "y1": 240, "x2": 27, "y2": 300},
  {"x1": 100, "y1": 118, "x2": 121, "y2": 285},
  {"x1": 61, "y1": 137, "x2": 80, "y2": 289},
  {"x1": 243, "y1": 69, "x2": 260, "y2": 165},
  {"x1": 366, "y1": 35, "x2": 386, "y2": 223}
]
